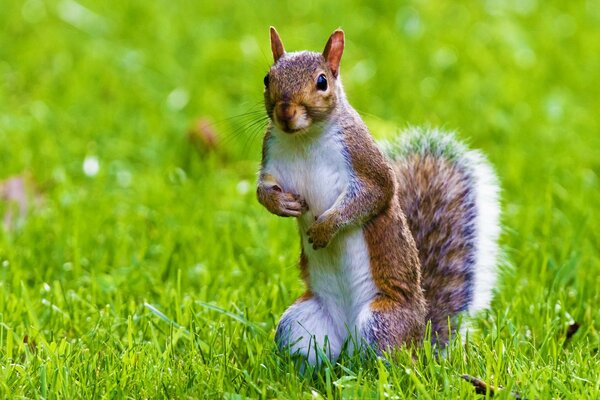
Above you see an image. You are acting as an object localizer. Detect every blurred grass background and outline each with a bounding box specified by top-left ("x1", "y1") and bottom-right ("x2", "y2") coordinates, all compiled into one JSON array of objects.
[{"x1": 1, "y1": 0, "x2": 599, "y2": 398}]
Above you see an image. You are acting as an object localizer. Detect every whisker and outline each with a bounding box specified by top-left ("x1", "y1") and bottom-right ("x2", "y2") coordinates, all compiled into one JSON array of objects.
[
  {"x1": 353, "y1": 108, "x2": 382, "y2": 120},
  {"x1": 220, "y1": 116, "x2": 270, "y2": 148},
  {"x1": 239, "y1": 120, "x2": 270, "y2": 157}
]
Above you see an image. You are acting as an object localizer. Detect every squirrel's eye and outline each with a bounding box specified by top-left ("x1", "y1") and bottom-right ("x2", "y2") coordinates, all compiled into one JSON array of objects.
[
  {"x1": 316, "y1": 74, "x2": 328, "y2": 91},
  {"x1": 264, "y1": 74, "x2": 270, "y2": 88}
]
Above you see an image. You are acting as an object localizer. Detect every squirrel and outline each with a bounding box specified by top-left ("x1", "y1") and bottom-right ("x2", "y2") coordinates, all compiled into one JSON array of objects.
[{"x1": 256, "y1": 27, "x2": 500, "y2": 365}]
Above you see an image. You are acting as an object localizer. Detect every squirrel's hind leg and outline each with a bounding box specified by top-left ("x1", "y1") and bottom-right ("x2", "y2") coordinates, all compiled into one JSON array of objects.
[
  {"x1": 352, "y1": 297, "x2": 427, "y2": 355},
  {"x1": 275, "y1": 294, "x2": 345, "y2": 366}
]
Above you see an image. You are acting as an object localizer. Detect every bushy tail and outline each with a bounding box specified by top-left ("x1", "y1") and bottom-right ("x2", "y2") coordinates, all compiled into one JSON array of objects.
[{"x1": 381, "y1": 127, "x2": 501, "y2": 343}]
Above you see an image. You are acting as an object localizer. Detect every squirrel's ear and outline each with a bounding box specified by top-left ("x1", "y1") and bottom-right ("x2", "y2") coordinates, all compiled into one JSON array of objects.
[
  {"x1": 270, "y1": 27, "x2": 285, "y2": 63},
  {"x1": 323, "y1": 29, "x2": 344, "y2": 78}
]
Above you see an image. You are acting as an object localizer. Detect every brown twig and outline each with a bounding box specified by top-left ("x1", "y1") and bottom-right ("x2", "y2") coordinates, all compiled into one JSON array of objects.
[
  {"x1": 461, "y1": 374, "x2": 524, "y2": 399},
  {"x1": 461, "y1": 374, "x2": 497, "y2": 396}
]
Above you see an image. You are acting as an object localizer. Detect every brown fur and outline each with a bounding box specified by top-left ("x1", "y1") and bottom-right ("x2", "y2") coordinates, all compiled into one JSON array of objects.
[
  {"x1": 298, "y1": 244, "x2": 310, "y2": 285},
  {"x1": 362, "y1": 203, "x2": 428, "y2": 349}
]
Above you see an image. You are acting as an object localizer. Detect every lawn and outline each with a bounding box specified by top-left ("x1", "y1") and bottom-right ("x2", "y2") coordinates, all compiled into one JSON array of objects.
[{"x1": 1, "y1": 0, "x2": 599, "y2": 398}]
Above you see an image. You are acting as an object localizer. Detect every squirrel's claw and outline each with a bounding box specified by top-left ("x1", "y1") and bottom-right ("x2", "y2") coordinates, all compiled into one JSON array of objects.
[{"x1": 306, "y1": 215, "x2": 337, "y2": 250}]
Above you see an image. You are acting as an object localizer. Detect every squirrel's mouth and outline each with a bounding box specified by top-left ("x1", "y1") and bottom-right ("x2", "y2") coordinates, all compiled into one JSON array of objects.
[
  {"x1": 279, "y1": 125, "x2": 307, "y2": 134},
  {"x1": 273, "y1": 102, "x2": 312, "y2": 134}
]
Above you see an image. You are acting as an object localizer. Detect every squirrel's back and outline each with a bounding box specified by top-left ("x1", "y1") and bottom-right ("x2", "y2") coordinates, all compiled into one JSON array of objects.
[{"x1": 383, "y1": 127, "x2": 501, "y2": 344}]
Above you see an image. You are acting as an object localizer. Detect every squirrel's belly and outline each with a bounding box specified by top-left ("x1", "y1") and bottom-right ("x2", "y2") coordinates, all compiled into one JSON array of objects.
[
  {"x1": 304, "y1": 227, "x2": 378, "y2": 327},
  {"x1": 279, "y1": 161, "x2": 345, "y2": 219}
]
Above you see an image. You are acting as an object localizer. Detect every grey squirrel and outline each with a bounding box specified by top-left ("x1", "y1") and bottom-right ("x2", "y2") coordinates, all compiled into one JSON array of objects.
[{"x1": 257, "y1": 27, "x2": 500, "y2": 365}]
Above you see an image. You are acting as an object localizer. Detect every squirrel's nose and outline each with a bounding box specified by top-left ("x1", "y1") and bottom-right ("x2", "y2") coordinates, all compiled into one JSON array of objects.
[{"x1": 275, "y1": 102, "x2": 297, "y2": 122}]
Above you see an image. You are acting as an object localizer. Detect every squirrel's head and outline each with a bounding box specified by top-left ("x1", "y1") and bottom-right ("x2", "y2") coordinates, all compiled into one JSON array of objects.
[{"x1": 264, "y1": 27, "x2": 345, "y2": 135}]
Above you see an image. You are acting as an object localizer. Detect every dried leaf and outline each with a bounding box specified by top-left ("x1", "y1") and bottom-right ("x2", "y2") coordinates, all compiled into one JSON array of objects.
[
  {"x1": 1, "y1": 173, "x2": 44, "y2": 231},
  {"x1": 23, "y1": 335, "x2": 37, "y2": 353},
  {"x1": 1, "y1": 176, "x2": 28, "y2": 231},
  {"x1": 188, "y1": 117, "x2": 219, "y2": 154}
]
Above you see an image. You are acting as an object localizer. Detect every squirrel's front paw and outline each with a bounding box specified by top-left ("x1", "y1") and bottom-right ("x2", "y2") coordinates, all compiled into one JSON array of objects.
[
  {"x1": 258, "y1": 184, "x2": 308, "y2": 218},
  {"x1": 306, "y1": 215, "x2": 338, "y2": 250}
]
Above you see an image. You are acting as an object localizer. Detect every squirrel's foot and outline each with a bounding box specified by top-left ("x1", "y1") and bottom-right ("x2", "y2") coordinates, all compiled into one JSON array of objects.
[
  {"x1": 276, "y1": 295, "x2": 343, "y2": 366},
  {"x1": 353, "y1": 297, "x2": 426, "y2": 354}
]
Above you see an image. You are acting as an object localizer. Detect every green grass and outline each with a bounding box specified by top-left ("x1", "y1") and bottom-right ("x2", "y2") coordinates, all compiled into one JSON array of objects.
[{"x1": 1, "y1": 0, "x2": 599, "y2": 398}]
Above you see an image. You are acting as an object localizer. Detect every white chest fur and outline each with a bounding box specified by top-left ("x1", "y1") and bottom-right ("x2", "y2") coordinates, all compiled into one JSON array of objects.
[
  {"x1": 266, "y1": 125, "x2": 348, "y2": 223},
  {"x1": 264, "y1": 125, "x2": 378, "y2": 334}
]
